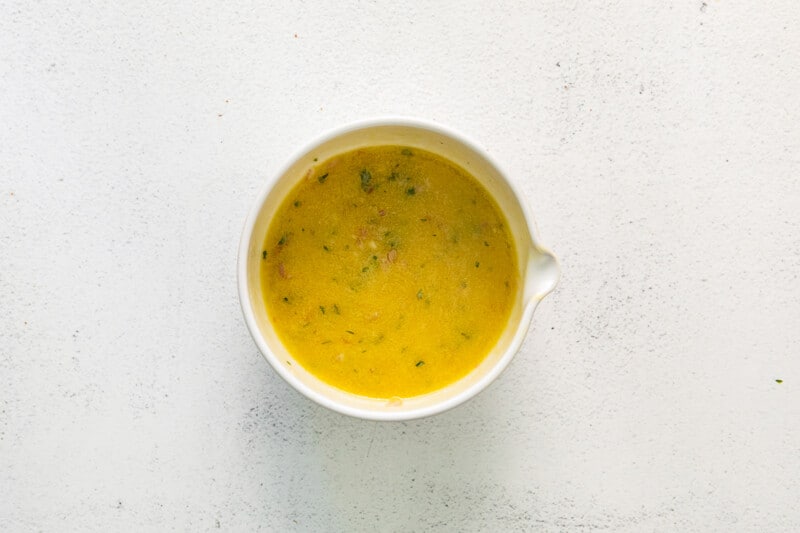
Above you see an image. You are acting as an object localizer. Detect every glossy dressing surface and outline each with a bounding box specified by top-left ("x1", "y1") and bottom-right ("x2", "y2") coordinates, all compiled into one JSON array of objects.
[{"x1": 260, "y1": 146, "x2": 517, "y2": 398}]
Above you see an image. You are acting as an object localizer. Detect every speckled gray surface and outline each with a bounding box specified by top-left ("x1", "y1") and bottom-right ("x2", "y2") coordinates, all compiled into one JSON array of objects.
[{"x1": 2, "y1": 1, "x2": 799, "y2": 531}]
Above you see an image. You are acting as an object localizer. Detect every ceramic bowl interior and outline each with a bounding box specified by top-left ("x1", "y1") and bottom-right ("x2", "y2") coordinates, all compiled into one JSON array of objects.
[{"x1": 238, "y1": 119, "x2": 559, "y2": 420}]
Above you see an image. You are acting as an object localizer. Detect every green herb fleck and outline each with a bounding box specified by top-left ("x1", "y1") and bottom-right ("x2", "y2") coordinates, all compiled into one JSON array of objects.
[
  {"x1": 372, "y1": 255, "x2": 377, "y2": 260},
  {"x1": 776, "y1": 379, "x2": 784, "y2": 384},
  {"x1": 333, "y1": 304, "x2": 340, "y2": 315},
  {"x1": 402, "y1": 148, "x2": 414, "y2": 156},
  {"x1": 318, "y1": 173, "x2": 328, "y2": 183},
  {"x1": 461, "y1": 332, "x2": 471, "y2": 339},
  {"x1": 360, "y1": 169, "x2": 373, "y2": 193},
  {"x1": 319, "y1": 306, "x2": 326, "y2": 314},
  {"x1": 323, "y1": 245, "x2": 330, "y2": 252},
  {"x1": 415, "y1": 360, "x2": 425, "y2": 367},
  {"x1": 346, "y1": 330, "x2": 355, "y2": 335},
  {"x1": 406, "y1": 187, "x2": 416, "y2": 196},
  {"x1": 388, "y1": 171, "x2": 398, "y2": 181},
  {"x1": 416, "y1": 289, "x2": 424, "y2": 300},
  {"x1": 286, "y1": 360, "x2": 292, "y2": 366},
  {"x1": 278, "y1": 234, "x2": 286, "y2": 246},
  {"x1": 282, "y1": 297, "x2": 289, "y2": 303},
  {"x1": 313, "y1": 157, "x2": 318, "y2": 162},
  {"x1": 362, "y1": 266, "x2": 369, "y2": 272},
  {"x1": 294, "y1": 200, "x2": 301, "y2": 207},
  {"x1": 420, "y1": 218, "x2": 427, "y2": 222},
  {"x1": 475, "y1": 261, "x2": 480, "y2": 268},
  {"x1": 262, "y1": 250, "x2": 267, "y2": 260},
  {"x1": 484, "y1": 241, "x2": 490, "y2": 247}
]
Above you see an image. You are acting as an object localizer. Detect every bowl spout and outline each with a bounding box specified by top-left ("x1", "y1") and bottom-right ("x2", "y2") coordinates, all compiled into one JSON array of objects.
[{"x1": 524, "y1": 247, "x2": 560, "y2": 304}]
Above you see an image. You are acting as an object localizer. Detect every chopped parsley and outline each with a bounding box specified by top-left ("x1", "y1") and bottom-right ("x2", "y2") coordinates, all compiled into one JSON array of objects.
[{"x1": 360, "y1": 169, "x2": 373, "y2": 193}]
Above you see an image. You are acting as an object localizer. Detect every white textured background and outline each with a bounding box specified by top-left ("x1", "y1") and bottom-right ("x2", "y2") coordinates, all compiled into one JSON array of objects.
[{"x1": 2, "y1": 1, "x2": 799, "y2": 531}]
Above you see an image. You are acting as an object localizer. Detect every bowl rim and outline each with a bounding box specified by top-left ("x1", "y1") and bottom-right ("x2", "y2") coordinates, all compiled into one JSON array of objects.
[{"x1": 237, "y1": 116, "x2": 557, "y2": 420}]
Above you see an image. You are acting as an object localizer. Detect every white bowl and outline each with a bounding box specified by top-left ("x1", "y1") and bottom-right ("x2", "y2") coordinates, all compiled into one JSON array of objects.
[{"x1": 238, "y1": 117, "x2": 559, "y2": 420}]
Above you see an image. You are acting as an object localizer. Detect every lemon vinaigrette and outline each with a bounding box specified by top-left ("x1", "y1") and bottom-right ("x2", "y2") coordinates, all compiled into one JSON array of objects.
[{"x1": 260, "y1": 146, "x2": 518, "y2": 398}]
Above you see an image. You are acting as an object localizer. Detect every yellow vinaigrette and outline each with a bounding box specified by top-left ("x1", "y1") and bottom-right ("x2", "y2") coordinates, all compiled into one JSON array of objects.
[{"x1": 261, "y1": 146, "x2": 518, "y2": 398}]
